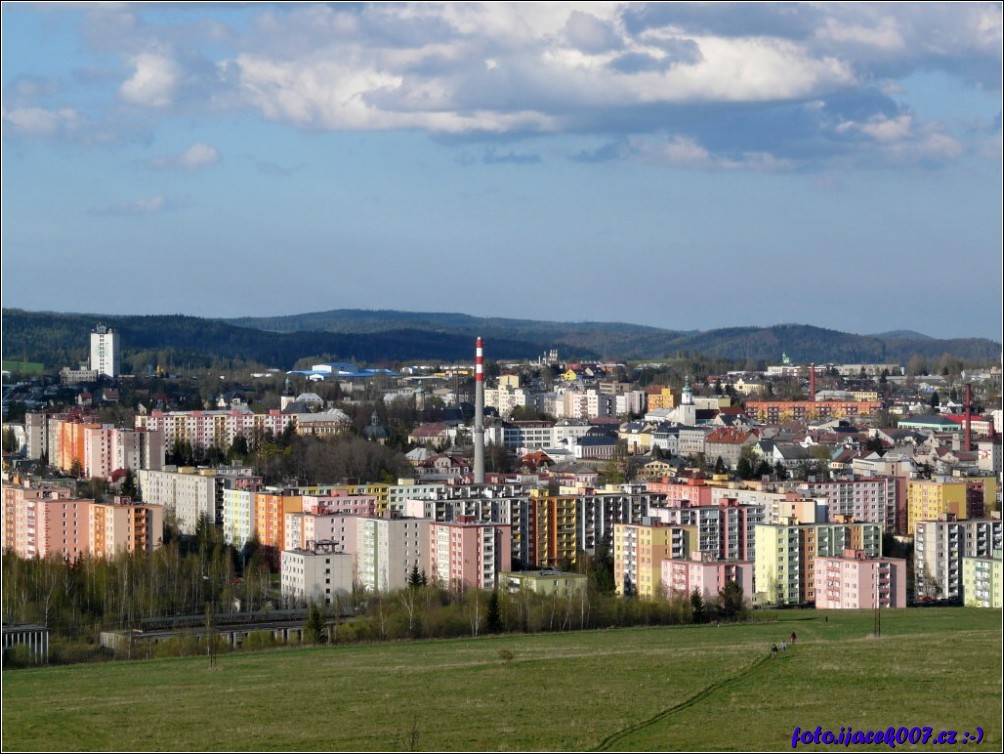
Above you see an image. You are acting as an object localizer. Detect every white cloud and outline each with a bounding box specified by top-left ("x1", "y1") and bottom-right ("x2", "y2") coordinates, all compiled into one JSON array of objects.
[
  {"x1": 149, "y1": 142, "x2": 220, "y2": 170},
  {"x1": 900, "y1": 132, "x2": 964, "y2": 161},
  {"x1": 631, "y1": 134, "x2": 791, "y2": 171},
  {"x1": 621, "y1": 35, "x2": 857, "y2": 104},
  {"x1": 858, "y1": 114, "x2": 914, "y2": 142},
  {"x1": 817, "y1": 17, "x2": 905, "y2": 51},
  {"x1": 229, "y1": 54, "x2": 557, "y2": 133},
  {"x1": 563, "y1": 10, "x2": 622, "y2": 54},
  {"x1": 837, "y1": 113, "x2": 965, "y2": 163},
  {"x1": 91, "y1": 195, "x2": 169, "y2": 215},
  {"x1": 120, "y1": 52, "x2": 180, "y2": 107},
  {"x1": 2, "y1": 105, "x2": 84, "y2": 137},
  {"x1": 7, "y1": 3, "x2": 996, "y2": 167}
]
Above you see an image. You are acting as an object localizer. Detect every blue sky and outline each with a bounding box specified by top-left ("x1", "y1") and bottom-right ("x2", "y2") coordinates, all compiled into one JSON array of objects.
[{"x1": 2, "y1": 2, "x2": 1001, "y2": 341}]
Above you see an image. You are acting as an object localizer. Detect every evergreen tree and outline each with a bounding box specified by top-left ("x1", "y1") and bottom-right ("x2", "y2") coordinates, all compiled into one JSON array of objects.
[
  {"x1": 593, "y1": 536, "x2": 616, "y2": 594},
  {"x1": 690, "y1": 588, "x2": 706, "y2": 623},
  {"x1": 121, "y1": 469, "x2": 139, "y2": 500},
  {"x1": 719, "y1": 580, "x2": 747, "y2": 621},
  {"x1": 407, "y1": 564, "x2": 423, "y2": 590},
  {"x1": 303, "y1": 602, "x2": 326, "y2": 644},
  {"x1": 486, "y1": 588, "x2": 503, "y2": 633}
]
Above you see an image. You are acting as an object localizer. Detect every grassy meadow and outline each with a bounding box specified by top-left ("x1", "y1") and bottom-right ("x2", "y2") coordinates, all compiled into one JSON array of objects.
[{"x1": 2, "y1": 608, "x2": 1000, "y2": 752}]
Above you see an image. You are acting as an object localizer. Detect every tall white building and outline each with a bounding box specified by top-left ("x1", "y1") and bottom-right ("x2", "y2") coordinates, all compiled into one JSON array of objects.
[
  {"x1": 356, "y1": 516, "x2": 430, "y2": 592},
  {"x1": 90, "y1": 324, "x2": 120, "y2": 378}
]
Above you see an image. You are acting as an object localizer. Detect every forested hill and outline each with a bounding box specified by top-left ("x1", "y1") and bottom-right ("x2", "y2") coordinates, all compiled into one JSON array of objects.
[
  {"x1": 3, "y1": 308, "x2": 999, "y2": 372},
  {"x1": 0, "y1": 310, "x2": 551, "y2": 372},
  {"x1": 228, "y1": 309, "x2": 1000, "y2": 365}
]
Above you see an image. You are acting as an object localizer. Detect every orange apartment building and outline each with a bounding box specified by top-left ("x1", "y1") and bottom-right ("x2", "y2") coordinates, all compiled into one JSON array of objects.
[
  {"x1": 4, "y1": 486, "x2": 162, "y2": 559},
  {"x1": 255, "y1": 491, "x2": 304, "y2": 567},
  {"x1": 744, "y1": 400, "x2": 883, "y2": 424},
  {"x1": 89, "y1": 497, "x2": 164, "y2": 557}
]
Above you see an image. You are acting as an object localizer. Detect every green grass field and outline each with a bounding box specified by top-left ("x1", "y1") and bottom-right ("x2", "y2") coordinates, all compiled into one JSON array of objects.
[
  {"x1": 1, "y1": 360, "x2": 45, "y2": 375},
  {"x1": 2, "y1": 609, "x2": 1000, "y2": 752}
]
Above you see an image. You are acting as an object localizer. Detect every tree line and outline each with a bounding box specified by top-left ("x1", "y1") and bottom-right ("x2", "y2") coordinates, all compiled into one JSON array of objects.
[{"x1": 1, "y1": 522, "x2": 270, "y2": 665}]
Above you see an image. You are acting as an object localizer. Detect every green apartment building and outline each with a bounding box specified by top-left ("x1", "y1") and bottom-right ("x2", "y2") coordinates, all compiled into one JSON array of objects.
[
  {"x1": 962, "y1": 550, "x2": 1003, "y2": 608},
  {"x1": 755, "y1": 516, "x2": 882, "y2": 606}
]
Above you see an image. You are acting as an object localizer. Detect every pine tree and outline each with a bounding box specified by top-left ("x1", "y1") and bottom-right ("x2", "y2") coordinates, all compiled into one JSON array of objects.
[{"x1": 486, "y1": 588, "x2": 503, "y2": 633}]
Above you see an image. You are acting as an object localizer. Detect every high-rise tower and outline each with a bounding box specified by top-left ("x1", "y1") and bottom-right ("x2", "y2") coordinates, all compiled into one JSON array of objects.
[{"x1": 90, "y1": 324, "x2": 120, "y2": 378}]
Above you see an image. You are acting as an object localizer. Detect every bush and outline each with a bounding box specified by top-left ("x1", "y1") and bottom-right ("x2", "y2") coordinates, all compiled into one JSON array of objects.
[
  {"x1": 49, "y1": 637, "x2": 111, "y2": 666},
  {"x1": 241, "y1": 630, "x2": 277, "y2": 652},
  {"x1": 2, "y1": 645, "x2": 36, "y2": 669}
]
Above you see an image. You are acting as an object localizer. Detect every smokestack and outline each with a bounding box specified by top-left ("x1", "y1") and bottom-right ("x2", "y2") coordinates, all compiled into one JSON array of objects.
[
  {"x1": 474, "y1": 336, "x2": 485, "y2": 484},
  {"x1": 809, "y1": 363, "x2": 816, "y2": 402},
  {"x1": 964, "y1": 382, "x2": 973, "y2": 453}
]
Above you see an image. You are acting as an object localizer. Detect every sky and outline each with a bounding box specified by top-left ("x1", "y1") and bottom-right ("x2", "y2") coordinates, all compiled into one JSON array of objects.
[{"x1": 2, "y1": 2, "x2": 1001, "y2": 341}]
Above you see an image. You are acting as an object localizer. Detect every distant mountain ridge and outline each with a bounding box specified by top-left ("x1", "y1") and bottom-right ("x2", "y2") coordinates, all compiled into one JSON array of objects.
[
  {"x1": 869, "y1": 330, "x2": 935, "y2": 341},
  {"x1": 227, "y1": 309, "x2": 1000, "y2": 364},
  {"x1": 3, "y1": 308, "x2": 999, "y2": 371}
]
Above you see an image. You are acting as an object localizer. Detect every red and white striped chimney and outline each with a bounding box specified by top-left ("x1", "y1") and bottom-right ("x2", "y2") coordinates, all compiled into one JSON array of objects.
[
  {"x1": 474, "y1": 337, "x2": 485, "y2": 483},
  {"x1": 964, "y1": 383, "x2": 973, "y2": 453}
]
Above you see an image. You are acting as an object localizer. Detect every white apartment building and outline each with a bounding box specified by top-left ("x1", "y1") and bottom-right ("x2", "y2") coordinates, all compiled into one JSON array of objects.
[
  {"x1": 135, "y1": 409, "x2": 293, "y2": 454},
  {"x1": 914, "y1": 516, "x2": 1003, "y2": 600},
  {"x1": 222, "y1": 488, "x2": 254, "y2": 548},
  {"x1": 356, "y1": 516, "x2": 430, "y2": 592},
  {"x1": 90, "y1": 324, "x2": 120, "y2": 378},
  {"x1": 281, "y1": 543, "x2": 355, "y2": 605},
  {"x1": 139, "y1": 467, "x2": 217, "y2": 534}
]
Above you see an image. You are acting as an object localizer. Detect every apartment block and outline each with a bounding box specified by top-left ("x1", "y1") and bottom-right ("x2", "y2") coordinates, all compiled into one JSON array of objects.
[
  {"x1": 755, "y1": 517, "x2": 882, "y2": 606},
  {"x1": 135, "y1": 408, "x2": 293, "y2": 454},
  {"x1": 914, "y1": 516, "x2": 1002, "y2": 600},
  {"x1": 281, "y1": 541, "x2": 355, "y2": 605},
  {"x1": 90, "y1": 324, "x2": 120, "y2": 378},
  {"x1": 814, "y1": 549, "x2": 907, "y2": 609},
  {"x1": 907, "y1": 479, "x2": 969, "y2": 535},
  {"x1": 3, "y1": 487, "x2": 161, "y2": 559},
  {"x1": 649, "y1": 498, "x2": 762, "y2": 561},
  {"x1": 255, "y1": 491, "x2": 304, "y2": 567},
  {"x1": 429, "y1": 518, "x2": 512, "y2": 590},
  {"x1": 83, "y1": 425, "x2": 164, "y2": 479},
  {"x1": 745, "y1": 400, "x2": 883, "y2": 424},
  {"x1": 613, "y1": 520, "x2": 696, "y2": 598},
  {"x1": 356, "y1": 515, "x2": 430, "y2": 593},
  {"x1": 796, "y1": 477, "x2": 898, "y2": 534},
  {"x1": 962, "y1": 550, "x2": 1003, "y2": 608},
  {"x1": 662, "y1": 556, "x2": 754, "y2": 602},
  {"x1": 283, "y1": 512, "x2": 360, "y2": 555},
  {"x1": 222, "y1": 488, "x2": 255, "y2": 549},
  {"x1": 3, "y1": 485, "x2": 90, "y2": 560},
  {"x1": 139, "y1": 467, "x2": 219, "y2": 534},
  {"x1": 499, "y1": 570, "x2": 588, "y2": 597},
  {"x1": 89, "y1": 497, "x2": 164, "y2": 557}
]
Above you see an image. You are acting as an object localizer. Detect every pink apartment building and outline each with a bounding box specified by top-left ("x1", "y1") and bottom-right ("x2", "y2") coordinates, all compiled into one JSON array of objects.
[
  {"x1": 83, "y1": 425, "x2": 164, "y2": 479},
  {"x1": 135, "y1": 408, "x2": 292, "y2": 452},
  {"x1": 814, "y1": 548, "x2": 907, "y2": 609},
  {"x1": 645, "y1": 478, "x2": 715, "y2": 506},
  {"x1": 429, "y1": 518, "x2": 512, "y2": 590},
  {"x1": 4, "y1": 486, "x2": 91, "y2": 560},
  {"x1": 284, "y1": 512, "x2": 361, "y2": 553},
  {"x1": 300, "y1": 494, "x2": 377, "y2": 517},
  {"x1": 4, "y1": 487, "x2": 162, "y2": 559},
  {"x1": 662, "y1": 556, "x2": 754, "y2": 602}
]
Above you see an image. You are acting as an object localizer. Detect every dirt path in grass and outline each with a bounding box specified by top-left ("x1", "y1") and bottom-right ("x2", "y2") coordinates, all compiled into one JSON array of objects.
[{"x1": 592, "y1": 651, "x2": 773, "y2": 751}]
